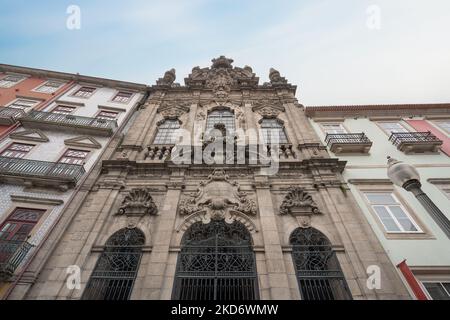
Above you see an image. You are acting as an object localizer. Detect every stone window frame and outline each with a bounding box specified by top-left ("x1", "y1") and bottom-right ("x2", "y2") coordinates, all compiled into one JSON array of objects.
[
  {"x1": 6, "y1": 97, "x2": 41, "y2": 110},
  {"x1": 374, "y1": 120, "x2": 412, "y2": 138},
  {"x1": 152, "y1": 118, "x2": 182, "y2": 145},
  {"x1": 412, "y1": 267, "x2": 450, "y2": 300},
  {"x1": 109, "y1": 90, "x2": 135, "y2": 104},
  {"x1": 432, "y1": 119, "x2": 450, "y2": 135},
  {"x1": 0, "y1": 199, "x2": 60, "y2": 244},
  {"x1": 31, "y1": 79, "x2": 66, "y2": 94},
  {"x1": 0, "y1": 141, "x2": 37, "y2": 159},
  {"x1": 69, "y1": 84, "x2": 99, "y2": 99},
  {"x1": 258, "y1": 117, "x2": 290, "y2": 145},
  {"x1": 205, "y1": 107, "x2": 236, "y2": 134},
  {"x1": 428, "y1": 179, "x2": 450, "y2": 201},
  {"x1": 351, "y1": 181, "x2": 434, "y2": 240},
  {"x1": 0, "y1": 73, "x2": 28, "y2": 88},
  {"x1": 55, "y1": 146, "x2": 93, "y2": 165}
]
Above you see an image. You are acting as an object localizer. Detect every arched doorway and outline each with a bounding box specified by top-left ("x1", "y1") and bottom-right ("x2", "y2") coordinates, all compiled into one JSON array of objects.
[
  {"x1": 82, "y1": 228, "x2": 145, "y2": 300},
  {"x1": 172, "y1": 220, "x2": 259, "y2": 300},
  {"x1": 290, "y1": 227, "x2": 352, "y2": 300}
]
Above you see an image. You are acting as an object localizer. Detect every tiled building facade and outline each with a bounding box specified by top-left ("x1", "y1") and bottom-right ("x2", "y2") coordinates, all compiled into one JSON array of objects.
[{"x1": 1, "y1": 57, "x2": 414, "y2": 300}]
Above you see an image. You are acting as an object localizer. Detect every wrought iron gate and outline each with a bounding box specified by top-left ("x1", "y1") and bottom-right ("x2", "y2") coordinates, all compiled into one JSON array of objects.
[
  {"x1": 290, "y1": 228, "x2": 352, "y2": 300},
  {"x1": 172, "y1": 220, "x2": 259, "y2": 300},
  {"x1": 82, "y1": 228, "x2": 145, "y2": 300}
]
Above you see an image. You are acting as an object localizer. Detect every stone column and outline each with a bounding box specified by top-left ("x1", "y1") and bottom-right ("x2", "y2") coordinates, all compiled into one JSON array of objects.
[
  {"x1": 254, "y1": 175, "x2": 292, "y2": 299},
  {"x1": 138, "y1": 174, "x2": 184, "y2": 299}
]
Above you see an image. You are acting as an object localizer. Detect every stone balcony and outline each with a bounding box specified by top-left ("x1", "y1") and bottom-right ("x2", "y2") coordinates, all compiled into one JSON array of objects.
[
  {"x1": 20, "y1": 110, "x2": 118, "y2": 137},
  {"x1": 145, "y1": 143, "x2": 297, "y2": 163},
  {"x1": 0, "y1": 156, "x2": 85, "y2": 191},
  {"x1": 0, "y1": 239, "x2": 33, "y2": 281},
  {"x1": 389, "y1": 131, "x2": 443, "y2": 154},
  {"x1": 0, "y1": 107, "x2": 25, "y2": 125},
  {"x1": 325, "y1": 133, "x2": 373, "y2": 154}
]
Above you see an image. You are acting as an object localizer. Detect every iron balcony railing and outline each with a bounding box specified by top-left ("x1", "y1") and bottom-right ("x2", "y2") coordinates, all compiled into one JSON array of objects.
[
  {"x1": 0, "y1": 156, "x2": 85, "y2": 183},
  {"x1": 389, "y1": 131, "x2": 442, "y2": 147},
  {"x1": 21, "y1": 110, "x2": 118, "y2": 132},
  {"x1": 0, "y1": 239, "x2": 34, "y2": 280},
  {"x1": 325, "y1": 133, "x2": 371, "y2": 147},
  {"x1": 0, "y1": 107, "x2": 25, "y2": 123}
]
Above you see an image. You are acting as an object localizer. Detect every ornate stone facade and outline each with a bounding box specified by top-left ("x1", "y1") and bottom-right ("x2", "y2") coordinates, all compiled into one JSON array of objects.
[{"x1": 7, "y1": 57, "x2": 410, "y2": 300}]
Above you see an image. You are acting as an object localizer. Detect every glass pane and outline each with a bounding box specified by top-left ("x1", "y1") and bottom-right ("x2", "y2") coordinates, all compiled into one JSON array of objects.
[
  {"x1": 373, "y1": 206, "x2": 400, "y2": 232},
  {"x1": 424, "y1": 283, "x2": 450, "y2": 300},
  {"x1": 365, "y1": 193, "x2": 397, "y2": 205},
  {"x1": 389, "y1": 206, "x2": 418, "y2": 232}
]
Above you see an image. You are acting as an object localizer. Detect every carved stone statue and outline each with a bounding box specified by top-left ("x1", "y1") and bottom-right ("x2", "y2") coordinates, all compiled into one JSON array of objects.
[{"x1": 156, "y1": 68, "x2": 176, "y2": 86}]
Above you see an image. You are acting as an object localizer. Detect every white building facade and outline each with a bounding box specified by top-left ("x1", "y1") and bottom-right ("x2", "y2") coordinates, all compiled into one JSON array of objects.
[
  {"x1": 0, "y1": 65, "x2": 148, "y2": 297},
  {"x1": 306, "y1": 104, "x2": 450, "y2": 300}
]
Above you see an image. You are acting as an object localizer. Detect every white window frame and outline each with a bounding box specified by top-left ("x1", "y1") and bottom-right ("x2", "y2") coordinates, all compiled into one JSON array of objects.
[
  {"x1": 378, "y1": 121, "x2": 410, "y2": 135},
  {"x1": 364, "y1": 192, "x2": 422, "y2": 234},
  {"x1": 0, "y1": 74, "x2": 27, "y2": 88},
  {"x1": 321, "y1": 123, "x2": 347, "y2": 135},
  {"x1": 111, "y1": 91, "x2": 134, "y2": 104},
  {"x1": 421, "y1": 281, "x2": 450, "y2": 300},
  {"x1": 434, "y1": 120, "x2": 450, "y2": 134},
  {"x1": 33, "y1": 80, "x2": 65, "y2": 94},
  {"x1": 7, "y1": 98, "x2": 40, "y2": 110},
  {"x1": 71, "y1": 86, "x2": 97, "y2": 99}
]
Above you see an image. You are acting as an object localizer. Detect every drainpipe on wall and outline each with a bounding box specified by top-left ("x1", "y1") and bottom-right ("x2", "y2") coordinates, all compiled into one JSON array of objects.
[
  {"x1": 3, "y1": 86, "x2": 151, "y2": 300},
  {"x1": 397, "y1": 260, "x2": 428, "y2": 300}
]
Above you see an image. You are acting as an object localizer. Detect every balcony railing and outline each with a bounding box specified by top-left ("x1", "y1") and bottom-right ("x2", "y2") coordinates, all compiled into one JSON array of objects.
[
  {"x1": 0, "y1": 239, "x2": 34, "y2": 280},
  {"x1": 325, "y1": 133, "x2": 373, "y2": 154},
  {"x1": 389, "y1": 131, "x2": 443, "y2": 154},
  {"x1": 0, "y1": 156, "x2": 85, "y2": 190},
  {"x1": 20, "y1": 110, "x2": 118, "y2": 136},
  {"x1": 0, "y1": 107, "x2": 25, "y2": 125}
]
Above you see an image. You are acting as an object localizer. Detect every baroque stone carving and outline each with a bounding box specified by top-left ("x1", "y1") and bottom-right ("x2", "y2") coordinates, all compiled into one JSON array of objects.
[
  {"x1": 269, "y1": 68, "x2": 288, "y2": 85},
  {"x1": 118, "y1": 188, "x2": 158, "y2": 216},
  {"x1": 156, "y1": 68, "x2": 176, "y2": 86},
  {"x1": 279, "y1": 187, "x2": 321, "y2": 216},
  {"x1": 178, "y1": 169, "x2": 257, "y2": 223},
  {"x1": 252, "y1": 101, "x2": 285, "y2": 118},
  {"x1": 157, "y1": 101, "x2": 190, "y2": 119}
]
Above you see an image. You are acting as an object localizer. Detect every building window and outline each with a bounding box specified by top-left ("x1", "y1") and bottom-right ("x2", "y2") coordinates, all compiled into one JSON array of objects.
[
  {"x1": 0, "y1": 143, "x2": 34, "y2": 159},
  {"x1": 0, "y1": 75, "x2": 26, "y2": 88},
  {"x1": 82, "y1": 228, "x2": 145, "y2": 300},
  {"x1": 0, "y1": 208, "x2": 45, "y2": 241},
  {"x1": 290, "y1": 227, "x2": 352, "y2": 300},
  {"x1": 58, "y1": 149, "x2": 89, "y2": 165},
  {"x1": 34, "y1": 80, "x2": 65, "y2": 93},
  {"x1": 364, "y1": 192, "x2": 421, "y2": 233},
  {"x1": 435, "y1": 121, "x2": 450, "y2": 134},
  {"x1": 321, "y1": 123, "x2": 347, "y2": 134},
  {"x1": 72, "y1": 86, "x2": 96, "y2": 98},
  {"x1": 51, "y1": 105, "x2": 76, "y2": 115},
  {"x1": 206, "y1": 110, "x2": 235, "y2": 134},
  {"x1": 8, "y1": 99, "x2": 40, "y2": 110},
  {"x1": 379, "y1": 122, "x2": 409, "y2": 134},
  {"x1": 153, "y1": 120, "x2": 180, "y2": 145},
  {"x1": 260, "y1": 118, "x2": 289, "y2": 144},
  {"x1": 96, "y1": 110, "x2": 119, "y2": 120},
  {"x1": 422, "y1": 282, "x2": 450, "y2": 300},
  {"x1": 112, "y1": 91, "x2": 133, "y2": 103}
]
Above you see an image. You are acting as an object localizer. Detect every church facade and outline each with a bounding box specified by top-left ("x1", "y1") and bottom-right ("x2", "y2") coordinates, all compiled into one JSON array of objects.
[{"x1": 5, "y1": 57, "x2": 410, "y2": 300}]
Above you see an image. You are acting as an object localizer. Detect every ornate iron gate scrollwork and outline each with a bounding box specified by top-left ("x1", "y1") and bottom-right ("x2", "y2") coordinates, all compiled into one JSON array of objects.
[
  {"x1": 82, "y1": 228, "x2": 145, "y2": 300},
  {"x1": 290, "y1": 228, "x2": 352, "y2": 300},
  {"x1": 172, "y1": 220, "x2": 259, "y2": 300}
]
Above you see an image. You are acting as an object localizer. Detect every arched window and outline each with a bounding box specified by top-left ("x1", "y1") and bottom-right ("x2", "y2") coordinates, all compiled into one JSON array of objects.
[
  {"x1": 260, "y1": 119, "x2": 288, "y2": 144},
  {"x1": 290, "y1": 227, "x2": 352, "y2": 300},
  {"x1": 206, "y1": 110, "x2": 235, "y2": 134},
  {"x1": 153, "y1": 120, "x2": 180, "y2": 145},
  {"x1": 82, "y1": 228, "x2": 145, "y2": 300},
  {"x1": 172, "y1": 220, "x2": 259, "y2": 300}
]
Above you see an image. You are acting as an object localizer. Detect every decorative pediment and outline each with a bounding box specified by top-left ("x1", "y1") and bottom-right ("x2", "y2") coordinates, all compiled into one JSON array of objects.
[
  {"x1": 252, "y1": 102, "x2": 285, "y2": 118},
  {"x1": 118, "y1": 188, "x2": 158, "y2": 216},
  {"x1": 279, "y1": 187, "x2": 321, "y2": 216},
  {"x1": 185, "y1": 56, "x2": 259, "y2": 90},
  {"x1": 64, "y1": 136, "x2": 102, "y2": 149},
  {"x1": 157, "y1": 101, "x2": 190, "y2": 119},
  {"x1": 178, "y1": 169, "x2": 257, "y2": 224},
  {"x1": 10, "y1": 129, "x2": 49, "y2": 143}
]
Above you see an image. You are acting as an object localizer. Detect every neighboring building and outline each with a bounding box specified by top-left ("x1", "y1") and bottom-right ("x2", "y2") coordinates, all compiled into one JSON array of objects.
[
  {"x1": 0, "y1": 64, "x2": 148, "y2": 298},
  {"x1": 6, "y1": 57, "x2": 410, "y2": 300},
  {"x1": 306, "y1": 104, "x2": 450, "y2": 300}
]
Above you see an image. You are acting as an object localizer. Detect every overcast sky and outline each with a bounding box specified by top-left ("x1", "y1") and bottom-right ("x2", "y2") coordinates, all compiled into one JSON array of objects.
[{"x1": 1, "y1": 0, "x2": 449, "y2": 105}]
